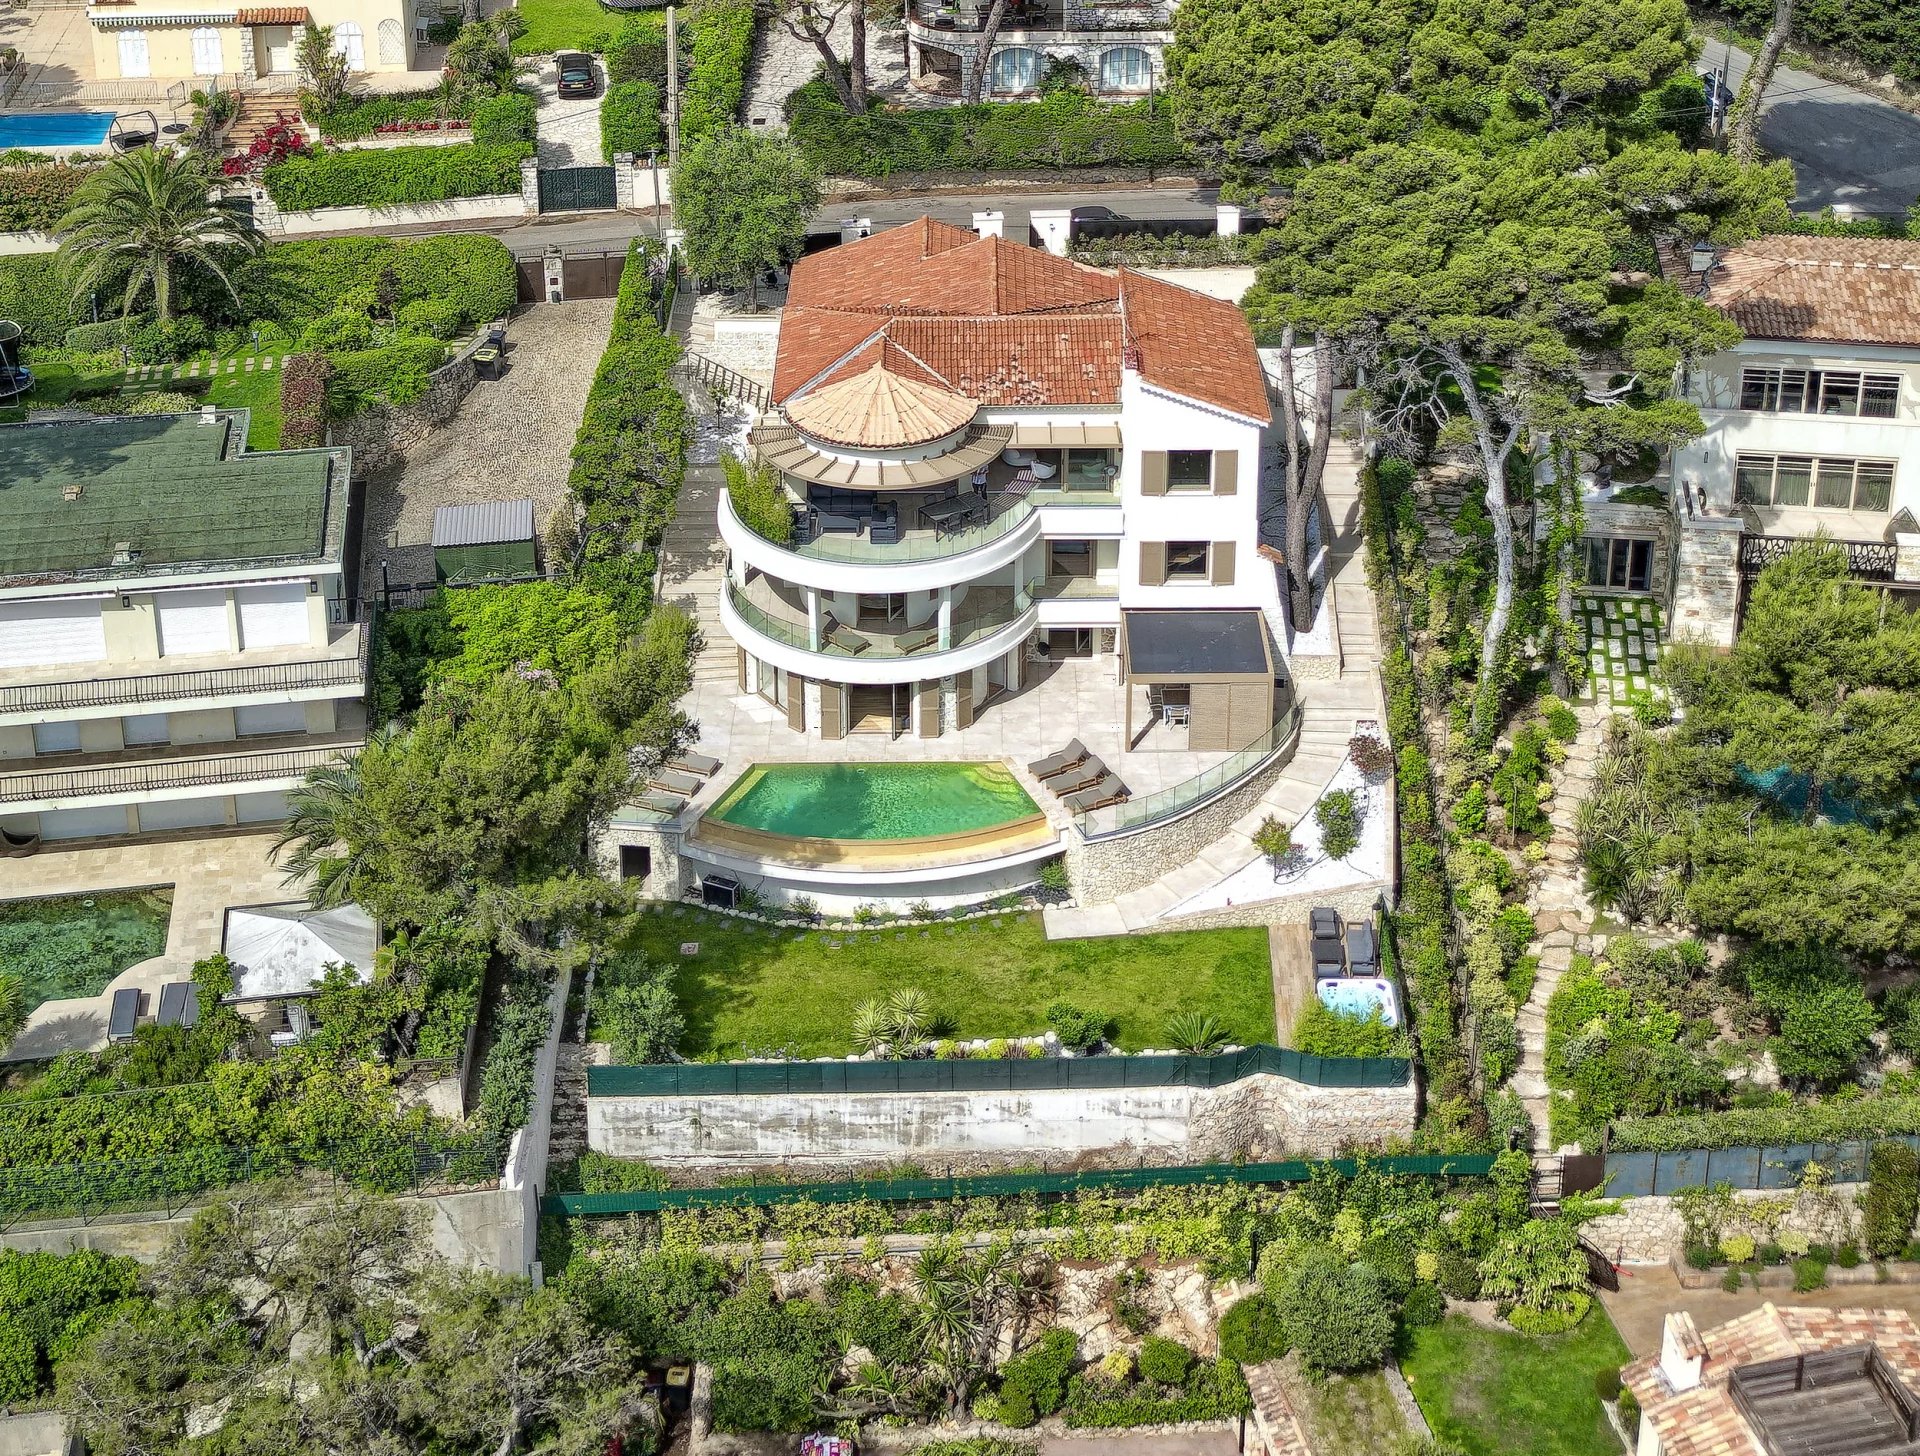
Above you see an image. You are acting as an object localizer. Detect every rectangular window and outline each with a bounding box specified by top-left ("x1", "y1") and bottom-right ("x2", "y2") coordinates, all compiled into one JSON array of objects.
[
  {"x1": 1064, "y1": 448, "x2": 1114, "y2": 490},
  {"x1": 1165, "y1": 542, "x2": 1210, "y2": 579},
  {"x1": 1165, "y1": 450, "x2": 1212, "y2": 492},
  {"x1": 1819, "y1": 370, "x2": 1865, "y2": 415},
  {"x1": 1864, "y1": 374, "x2": 1901, "y2": 418},
  {"x1": 33, "y1": 720, "x2": 81, "y2": 755},
  {"x1": 1732, "y1": 453, "x2": 1897, "y2": 511},
  {"x1": 1739, "y1": 368, "x2": 1778, "y2": 411},
  {"x1": 1583, "y1": 538, "x2": 1652, "y2": 593},
  {"x1": 1740, "y1": 366, "x2": 1901, "y2": 416}
]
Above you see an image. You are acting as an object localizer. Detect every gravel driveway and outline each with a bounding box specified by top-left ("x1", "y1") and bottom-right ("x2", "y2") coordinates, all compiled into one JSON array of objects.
[
  {"x1": 533, "y1": 55, "x2": 606, "y2": 168},
  {"x1": 359, "y1": 299, "x2": 618, "y2": 590}
]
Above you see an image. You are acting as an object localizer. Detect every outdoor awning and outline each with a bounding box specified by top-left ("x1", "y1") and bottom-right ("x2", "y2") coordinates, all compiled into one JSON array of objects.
[
  {"x1": 1010, "y1": 421, "x2": 1123, "y2": 448},
  {"x1": 89, "y1": 8, "x2": 236, "y2": 23},
  {"x1": 1122, "y1": 609, "x2": 1274, "y2": 682},
  {"x1": 222, "y1": 901, "x2": 377, "y2": 1001},
  {"x1": 751, "y1": 419, "x2": 1013, "y2": 490}
]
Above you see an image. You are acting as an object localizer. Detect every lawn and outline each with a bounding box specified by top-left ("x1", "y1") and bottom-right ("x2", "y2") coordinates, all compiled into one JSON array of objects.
[
  {"x1": 614, "y1": 909, "x2": 1276, "y2": 1059},
  {"x1": 1276, "y1": 1359, "x2": 1409, "y2": 1455},
  {"x1": 512, "y1": 0, "x2": 642, "y2": 53},
  {"x1": 1401, "y1": 1311, "x2": 1631, "y2": 1456},
  {"x1": 204, "y1": 367, "x2": 283, "y2": 449}
]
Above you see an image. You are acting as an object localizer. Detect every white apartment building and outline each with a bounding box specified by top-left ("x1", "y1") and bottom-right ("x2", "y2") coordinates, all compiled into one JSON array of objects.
[
  {"x1": 719, "y1": 216, "x2": 1278, "y2": 747},
  {"x1": 0, "y1": 411, "x2": 363, "y2": 847},
  {"x1": 903, "y1": 0, "x2": 1174, "y2": 99}
]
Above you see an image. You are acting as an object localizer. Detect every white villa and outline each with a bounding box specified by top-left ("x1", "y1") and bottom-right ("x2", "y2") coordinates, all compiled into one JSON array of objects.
[{"x1": 0, "y1": 411, "x2": 363, "y2": 848}]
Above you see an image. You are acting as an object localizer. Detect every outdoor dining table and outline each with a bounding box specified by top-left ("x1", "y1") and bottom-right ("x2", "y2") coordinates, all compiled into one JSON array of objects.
[{"x1": 921, "y1": 494, "x2": 987, "y2": 538}]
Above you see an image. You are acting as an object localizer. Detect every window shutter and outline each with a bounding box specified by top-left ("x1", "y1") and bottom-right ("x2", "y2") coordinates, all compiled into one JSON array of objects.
[
  {"x1": 1140, "y1": 541, "x2": 1167, "y2": 586},
  {"x1": 785, "y1": 673, "x2": 806, "y2": 732},
  {"x1": 819, "y1": 682, "x2": 845, "y2": 740},
  {"x1": 1140, "y1": 451, "x2": 1168, "y2": 496},
  {"x1": 917, "y1": 681, "x2": 940, "y2": 738},
  {"x1": 1210, "y1": 541, "x2": 1236, "y2": 586},
  {"x1": 956, "y1": 675, "x2": 975, "y2": 728},
  {"x1": 736, "y1": 647, "x2": 747, "y2": 691},
  {"x1": 1213, "y1": 450, "x2": 1238, "y2": 495}
]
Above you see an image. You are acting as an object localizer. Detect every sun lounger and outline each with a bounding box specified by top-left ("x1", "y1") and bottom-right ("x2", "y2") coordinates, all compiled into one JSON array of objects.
[
  {"x1": 1028, "y1": 739, "x2": 1091, "y2": 780},
  {"x1": 899, "y1": 627, "x2": 940, "y2": 654},
  {"x1": 822, "y1": 613, "x2": 871, "y2": 655},
  {"x1": 636, "y1": 791, "x2": 689, "y2": 815},
  {"x1": 649, "y1": 768, "x2": 703, "y2": 797},
  {"x1": 1061, "y1": 774, "x2": 1129, "y2": 814},
  {"x1": 107, "y1": 987, "x2": 141, "y2": 1042},
  {"x1": 1046, "y1": 756, "x2": 1109, "y2": 794},
  {"x1": 671, "y1": 752, "x2": 721, "y2": 777},
  {"x1": 155, "y1": 981, "x2": 194, "y2": 1028},
  {"x1": 1346, "y1": 923, "x2": 1378, "y2": 973}
]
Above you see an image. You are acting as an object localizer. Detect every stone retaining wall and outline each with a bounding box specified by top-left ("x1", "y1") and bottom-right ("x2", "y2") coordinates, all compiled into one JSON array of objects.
[
  {"x1": 328, "y1": 332, "x2": 487, "y2": 476},
  {"x1": 1583, "y1": 1182, "x2": 1867, "y2": 1264},
  {"x1": 1151, "y1": 879, "x2": 1383, "y2": 934},
  {"x1": 588, "y1": 1072, "x2": 1416, "y2": 1169}
]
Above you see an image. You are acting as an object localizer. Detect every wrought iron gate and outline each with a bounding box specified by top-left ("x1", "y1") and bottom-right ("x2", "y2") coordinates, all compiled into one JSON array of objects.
[{"x1": 536, "y1": 165, "x2": 616, "y2": 214}]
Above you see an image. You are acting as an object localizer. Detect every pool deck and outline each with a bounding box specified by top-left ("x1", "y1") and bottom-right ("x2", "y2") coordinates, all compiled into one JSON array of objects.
[{"x1": 691, "y1": 811, "x2": 1058, "y2": 869}]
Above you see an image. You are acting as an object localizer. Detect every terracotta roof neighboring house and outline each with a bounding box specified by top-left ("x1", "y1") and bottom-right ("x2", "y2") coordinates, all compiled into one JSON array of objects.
[
  {"x1": 234, "y1": 6, "x2": 310, "y2": 22},
  {"x1": 1624, "y1": 1304, "x2": 1920, "y2": 1456},
  {"x1": 1660, "y1": 235, "x2": 1920, "y2": 348},
  {"x1": 773, "y1": 218, "x2": 1270, "y2": 424}
]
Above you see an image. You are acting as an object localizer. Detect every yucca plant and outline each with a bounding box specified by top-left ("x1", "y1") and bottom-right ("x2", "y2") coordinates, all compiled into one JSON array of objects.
[
  {"x1": 884, "y1": 985, "x2": 933, "y2": 1047},
  {"x1": 1166, "y1": 1011, "x2": 1229, "y2": 1055},
  {"x1": 852, "y1": 998, "x2": 894, "y2": 1055}
]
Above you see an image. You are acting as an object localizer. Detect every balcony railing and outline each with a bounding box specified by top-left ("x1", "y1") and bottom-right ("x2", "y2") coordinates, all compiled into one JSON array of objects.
[
  {"x1": 1033, "y1": 574, "x2": 1119, "y2": 601},
  {"x1": 727, "y1": 483, "x2": 1119, "y2": 566},
  {"x1": 0, "y1": 743, "x2": 357, "y2": 805},
  {"x1": 911, "y1": 0, "x2": 1172, "y2": 29},
  {"x1": 0, "y1": 642, "x2": 366, "y2": 717},
  {"x1": 1738, "y1": 533, "x2": 1897, "y2": 580},
  {"x1": 1075, "y1": 703, "x2": 1303, "y2": 839},
  {"x1": 727, "y1": 578, "x2": 1037, "y2": 660}
]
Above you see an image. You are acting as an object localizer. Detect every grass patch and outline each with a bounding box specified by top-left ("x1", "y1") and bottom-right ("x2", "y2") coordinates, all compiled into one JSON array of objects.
[
  {"x1": 20, "y1": 359, "x2": 124, "y2": 408},
  {"x1": 513, "y1": 0, "x2": 630, "y2": 53},
  {"x1": 1402, "y1": 1311, "x2": 1631, "y2": 1456},
  {"x1": 204, "y1": 367, "x2": 284, "y2": 449},
  {"x1": 618, "y1": 910, "x2": 1276, "y2": 1059},
  {"x1": 1277, "y1": 1358, "x2": 1409, "y2": 1456}
]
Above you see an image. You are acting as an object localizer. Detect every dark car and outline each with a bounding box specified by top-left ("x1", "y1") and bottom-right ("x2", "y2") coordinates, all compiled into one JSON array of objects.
[{"x1": 557, "y1": 52, "x2": 599, "y2": 98}]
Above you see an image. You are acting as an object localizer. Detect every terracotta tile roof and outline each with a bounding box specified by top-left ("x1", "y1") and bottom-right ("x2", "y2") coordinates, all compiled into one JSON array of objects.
[
  {"x1": 784, "y1": 358, "x2": 979, "y2": 449},
  {"x1": 235, "y1": 6, "x2": 309, "y2": 22},
  {"x1": 1661, "y1": 234, "x2": 1920, "y2": 347},
  {"x1": 1623, "y1": 1303, "x2": 1920, "y2": 1456},
  {"x1": 773, "y1": 217, "x2": 1268, "y2": 422}
]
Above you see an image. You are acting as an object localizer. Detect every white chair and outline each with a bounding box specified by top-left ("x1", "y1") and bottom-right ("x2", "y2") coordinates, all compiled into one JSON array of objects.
[
  {"x1": 1030, "y1": 458, "x2": 1058, "y2": 480},
  {"x1": 1001, "y1": 447, "x2": 1033, "y2": 467}
]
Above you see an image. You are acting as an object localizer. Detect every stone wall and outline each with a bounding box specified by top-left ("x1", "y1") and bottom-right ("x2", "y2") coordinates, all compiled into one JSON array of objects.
[
  {"x1": 1667, "y1": 512, "x2": 1744, "y2": 647},
  {"x1": 328, "y1": 338, "x2": 484, "y2": 477},
  {"x1": 1584, "y1": 1183, "x2": 1866, "y2": 1265},
  {"x1": 1151, "y1": 878, "x2": 1383, "y2": 934},
  {"x1": 0, "y1": 1412, "x2": 65, "y2": 1456},
  {"x1": 1066, "y1": 733, "x2": 1299, "y2": 903},
  {"x1": 592, "y1": 819, "x2": 692, "y2": 898},
  {"x1": 587, "y1": 1072, "x2": 1416, "y2": 1170}
]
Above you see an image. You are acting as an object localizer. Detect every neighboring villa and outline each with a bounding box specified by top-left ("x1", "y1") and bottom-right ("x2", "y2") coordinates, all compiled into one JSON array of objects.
[
  {"x1": 905, "y1": 0, "x2": 1173, "y2": 99},
  {"x1": 1626, "y1": 1305, "x2": 1920, "y2": 1456},
  {"x1": 87, "y1": 0, "x2": 421, "y2": 84},
  {"x1": 1586, "y1": 235, "x2": 1920, "y2": 644},
  {"x1": 0, "y1": 411, "x2": 362, "y2": 848}
]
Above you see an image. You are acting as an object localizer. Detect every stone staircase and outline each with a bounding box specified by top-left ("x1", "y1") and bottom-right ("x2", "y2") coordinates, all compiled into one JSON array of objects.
[
  {"x1": 228, "y1": 92, "x2": 302, "y2": 151},
  {"x1": 662, "y1": 461, "x2": 737, "y2": 686},
  {"x1": 548, "y1": 1041, "x2": 590, "y2": 1165}
]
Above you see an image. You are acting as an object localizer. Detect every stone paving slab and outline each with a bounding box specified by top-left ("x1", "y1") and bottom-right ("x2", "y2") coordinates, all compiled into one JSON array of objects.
[{"x1": 1575, "y1": 593, "x2": 1665, "y2": 710}]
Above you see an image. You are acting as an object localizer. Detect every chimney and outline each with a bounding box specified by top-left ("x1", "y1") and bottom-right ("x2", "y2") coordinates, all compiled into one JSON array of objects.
[
  {"x1": 839, "y1": 217, "x2": 873, "y2": 245},
  {"x1": 199, "y1": 404, "x2": 217, "y2": 423},
  {"x1": 1659, "y1": 1311, "x2": 1705, "y2": 1394},
  {"x1": 1215, "y1": 203, "x2": 1243, "y2": 237},
  {"x1": 973, "y1": 210, "x2": 1004, "y2": 239}
]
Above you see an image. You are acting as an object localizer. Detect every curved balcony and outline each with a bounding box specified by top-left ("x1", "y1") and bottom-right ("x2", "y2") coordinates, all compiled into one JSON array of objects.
[{"x1": 720, "y1": 576, "x2": 1039, "y2": 685}]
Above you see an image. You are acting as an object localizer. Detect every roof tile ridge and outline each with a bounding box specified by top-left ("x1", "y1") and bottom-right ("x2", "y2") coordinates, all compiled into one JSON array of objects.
[{"x1": 788, "y1": 323, "x2": 894, "y2": 401}]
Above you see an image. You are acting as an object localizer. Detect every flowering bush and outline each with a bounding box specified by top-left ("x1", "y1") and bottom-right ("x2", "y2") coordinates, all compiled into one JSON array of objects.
[
  {"x1": 220, "y1": 115, "x2": 308, "y2": 178},
  {"x1": 279, "y1": 351, "x2": 330, "y2": 448}
]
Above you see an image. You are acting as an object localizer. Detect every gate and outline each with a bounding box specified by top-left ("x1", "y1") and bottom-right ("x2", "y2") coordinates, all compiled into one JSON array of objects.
[
  {"x1": 561, "y1": 250, "x2": 626, "y2": 299},
  {"x1": 515, "y1": 255, "x2": 544, "y2": 305},
  {"x1": 537, "y1": 165, "x2": 616, "y2": 214}
]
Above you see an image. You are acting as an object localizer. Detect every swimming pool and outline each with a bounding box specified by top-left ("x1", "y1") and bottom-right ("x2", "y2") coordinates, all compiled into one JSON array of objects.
[
  {"x1": 709, "y1": 762, "x2": 1043, "y2": 842},
  {"x1": 0, "y1": 112, "x2": 116, "y2": 149},
  {"x1": 1317, "y1": 976, "x2": 1400, "y2": 1028},
  {"x1": 0, "y1": 886, "x2": 172, "y2": 1012}
]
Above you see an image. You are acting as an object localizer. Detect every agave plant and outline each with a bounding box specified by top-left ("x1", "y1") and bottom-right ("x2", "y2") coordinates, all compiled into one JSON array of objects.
[
  {"x1": 851, "y1": 998, "x2": 894, "y2": 1055},
  {"x1": 884, "y1": 985, "x2": 933, "y2": 1047},
  {"x1": 1166, "y1": 1011, "x2": 1229, "y2": 1055}
]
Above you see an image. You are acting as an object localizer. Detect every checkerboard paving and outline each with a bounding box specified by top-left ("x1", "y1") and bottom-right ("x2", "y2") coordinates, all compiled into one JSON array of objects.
[{"x1": 1575, "y1": 593, "x2": 1665, "y2": 709}]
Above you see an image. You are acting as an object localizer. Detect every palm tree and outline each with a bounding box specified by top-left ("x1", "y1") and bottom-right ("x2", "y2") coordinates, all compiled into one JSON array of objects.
[
  {"x1": 273, "y1": 745, "x2": 381, "y2": 909},
  {"x1": 56, "y1": 148, "x2": 265, "y2": 323}
]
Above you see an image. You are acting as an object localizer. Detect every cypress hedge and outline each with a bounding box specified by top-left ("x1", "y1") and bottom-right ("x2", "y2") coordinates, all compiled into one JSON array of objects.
[{"x1": 262, "y1": 142, "x2": 530, "y2": 210}]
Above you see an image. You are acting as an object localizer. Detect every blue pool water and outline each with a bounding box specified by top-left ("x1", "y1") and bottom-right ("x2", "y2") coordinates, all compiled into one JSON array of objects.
[
  {"x1": 0, "y1": 112, "x2": 116, "y2": 148},
  {"x1": 1317, "y1": 976, "x2": 1401, "y2": 1028}
]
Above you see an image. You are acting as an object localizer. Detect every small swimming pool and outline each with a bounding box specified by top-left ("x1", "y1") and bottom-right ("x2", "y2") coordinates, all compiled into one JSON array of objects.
[
  {"x1": 709, "y1": 762, "x2": 1042, "y2": 842},
  {"x1": 1317, "y1": 976, "x2": 1400, "y2": 1028},
  {"x1": 0, "y1": 886, "x2": 172, "y2": 1012},
  {"x1": 0, "y1": 112, "x2": 116, "y2": 149}
]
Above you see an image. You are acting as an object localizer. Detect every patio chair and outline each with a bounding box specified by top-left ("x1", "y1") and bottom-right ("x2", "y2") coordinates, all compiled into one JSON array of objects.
[
  {"x1": 1028, "y1": 738, "x2": 1091, "y2": 780},
  {"x1": 822, "y1": 613, "x2": 872, "y2": 655},
  {"x1": 637, "y1": 791, "x2": 689, "y2": 815},
  {"x1": 1311, "y1": 936, "x2": 1345, "y2": 977},
  {"x1": 1045, "y1": 755, "x2": 1109, "y2": 794},
  {"x1": 1346, "y1": 923, "x2": 1378, "y2": 974},
  {"x1": 870, "y1": 503, "x2": 901, "y2": 546},
  {"x1": 1061, "y1": 774, "x2": 1130, "y2": 814},
  {"x1": 671, "y1": 752, "x2": 722, "y2": 777},
  {"x1": 1309, "y1": 906, "x2": 1342, "y2": 941},
  {"x1": 899, "y1": 626, "x2": 940, "y2": 654},
  {"x1": 649, "y1": 768, "x2": 704, "y2": 797}
]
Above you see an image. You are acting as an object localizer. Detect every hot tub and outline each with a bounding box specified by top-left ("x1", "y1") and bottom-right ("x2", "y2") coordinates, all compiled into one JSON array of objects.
[{"x1": 1316, "y1": 976, "x2": 1400, "y2": 1028}]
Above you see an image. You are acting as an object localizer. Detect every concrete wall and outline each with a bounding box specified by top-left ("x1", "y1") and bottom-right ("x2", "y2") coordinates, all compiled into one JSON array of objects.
[
  {"x1": 587, "y1": 1072, "x2": 1416, "y2": 1170},
  {"x1": 0, "y1": 1412, "x2": 67, "y2": 1456},
  {"x1": 255, "y1": 191, "x2": 530, "y2": 238},
  {"x1": 0, "y1": 231, "x2": 55, "y2": 256}
]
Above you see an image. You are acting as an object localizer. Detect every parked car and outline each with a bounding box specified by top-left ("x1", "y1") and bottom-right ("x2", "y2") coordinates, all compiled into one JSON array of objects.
[{"x1": 557, "y1": 52, "x2": 599, "y2": 98}]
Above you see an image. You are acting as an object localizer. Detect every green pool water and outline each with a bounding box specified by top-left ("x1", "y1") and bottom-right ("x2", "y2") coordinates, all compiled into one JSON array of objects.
[
  {"x1": 0, "y1": 887, "x2": 172, "y2": 1011},
  {"x1": 709, "y1": 762, "x2": 1041, "y2": 840}
]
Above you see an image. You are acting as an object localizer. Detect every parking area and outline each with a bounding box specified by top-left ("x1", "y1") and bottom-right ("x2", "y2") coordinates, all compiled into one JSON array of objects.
[{"x1": 533, "y1": 53, "x2": 604, "y2": 168}]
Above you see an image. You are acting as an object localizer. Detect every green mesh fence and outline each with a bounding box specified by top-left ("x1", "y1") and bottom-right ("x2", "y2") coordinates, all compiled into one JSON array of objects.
[
  {"x1": 587, "y1": 1045, "x2": 1410, "y2": 1098},
  {"x1": 543, "y1": 1153, "x2": 1497, "y2": 1217}
]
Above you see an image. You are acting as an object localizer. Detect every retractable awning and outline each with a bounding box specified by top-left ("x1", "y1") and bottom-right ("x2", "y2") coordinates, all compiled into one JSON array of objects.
[
  {"x1": 1010, "y1": 421, "x2": 1123, "y2": 448},
  {"x1": 1122, "y1": 608, "x2": 1274, "y2": 682}
]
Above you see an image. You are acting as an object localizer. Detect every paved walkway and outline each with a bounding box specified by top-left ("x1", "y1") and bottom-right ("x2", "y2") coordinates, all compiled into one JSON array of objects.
[
  {"x1": 1577, "y1": 593, "x2": 1664, "y2": 711},
  {"x1": 1600, "y1": 1264, "x2": 1920, "y2": 1359},
  {"x1": 743, "y1": 11, "x2": 908, "y2": 129},
  {"x1": 532, "y1": 55, "x2": 604, "y2": 168},
  {"x1": 360, "y1": 299, "x2": 616, "y2": 588}
]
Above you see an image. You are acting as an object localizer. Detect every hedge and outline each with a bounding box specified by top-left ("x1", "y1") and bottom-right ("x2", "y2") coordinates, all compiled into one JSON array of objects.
[
  {"x1": 681, "y1": 0, "x2": 755, "y2": 141},
  {"x1": 256, "y1": 235, "x2": 518, "y2": 332},
  {"x1": 0, "y1": 253, "x2": 82, "y2": 344},
  {"x1": 785, "y1": 82, "x2": 1184, "y2": 178},
  {"x1": 1609, "y1": 1094, "x2": 1920, "y2": 1152},
  {"x1": 304, "y1": 88, "x2": 468, "y2": 141},
  {"x1": 1062, "y1": 1358, "x2": 1251, "y2": 1429},
  {"x1": 262, "y1": 142, "x2": 529, "y2": 210},
  {"x1": 602, "y1": 80, "x2": 664, "y2": 162},
  {"x1": 0, "y1": 162, "x2": 94, "y2": 232},
  {"x1": 471, "y1": 91, "x2": 538, "y2": 148},
  {"x1": 323, "y1": 337, "x2": 450, "y2": 417}
]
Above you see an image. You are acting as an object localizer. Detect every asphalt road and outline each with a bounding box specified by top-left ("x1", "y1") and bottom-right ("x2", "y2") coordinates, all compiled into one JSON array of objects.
[{"x1": 1711, "y1": 39, "x2": 1920, "y2": 215}]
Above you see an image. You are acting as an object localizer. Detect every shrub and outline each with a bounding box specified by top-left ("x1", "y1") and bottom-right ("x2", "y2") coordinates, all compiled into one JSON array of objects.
[
  {"x1": 0, "y1": 1318, "x2": 33, "y2": 1404},
  {"x1": 602, "y1": 80, "x2": 664, "y2": 162},
  {"x1": 1292, "y1": 1000, "x2": 1401, "y2": 1059},
  {"x1": 680, "y1": 0, "x2": 755, "y2": 142},
  {"x1": 1217, "y1": 1294, "x2": 1287, "y2": 1364},
  {"x1": 1451, "y1": 782, "x2": 1489, "y2": 835},
  {"x1": 1793, "y1": 1256, "x2": 1829, "y2": 1291},
  {"x1": 125, "y1": 316, "x2": 209, "y2": 364},
  {"x1": 1271, "y1": 1248, "x2": 1395, "y2": 1374},
  {"x1": 298, "y1": 307, "x2": 375, "y2": 352},
  {"x1": 470, "y1": 91, "x2": 536, "y2": 148},
  {"x1": 1544, "y1": 700, "x2": 1581, "y2": 742},
  {"x1": 305, "y1": 88, "x2": 467, "y2": 141},
  {"x1": 1743, "y1": 943, "x2": 1879, "y2": 1085},
  {"x1": 1508, "y1": 1295, "x2": 1590, "y2": 1335},
  {"x1": 1348, "y1": 733, "x2": 1394, "y2": 777},
  {"x1": 1718, "y1": 1233, "x2": 1756, "y2": 1265},
  {"x1": 263, "y1": 142, "x2": 529, "y2": 210},
  {"x1": 0, "y1": 254, "x2": 80, "y2": 347},
  {"x1": 1062, "y1": 1357, "x2": 1250, "y2": 1428},
  {"x1": 394, "y1": 296, "x2": 463, "y2": 339},
  {"x1": 722, "y1": 451, "x2": 792, "y2": 545},
  {"x1": 1838, "y1": 1243, "x2": 1864, "y2": 1269},
  {"x1": 1401, "y1": 1282, "x2": 1447, "y2": 1327},
  {"x1": 279, "y1": 351, "x2": 331, "y2": 447},
  {"x1": 1866, "y1": 1141, "x2": 1920, "y2": 1259},
  {"x1": 1593, "y1": 1367, "x2": 1622, "y2": 1403},
  {"x1": 997, "y1": 1327, "x2": 1076, "y2": 1425},
  {"x1": 1046, "y1": 1002, "x2": 1110, "y2": 1053},
  {"x1": 0, "y1": 162, "x2": 94, "y2": 231},
  {"x1": 597, "y1": 976, "x2": 683, "y2": 1063},
  {"x1": 1136, "y1": 1335, "x2": 1191, "y2": 1385},
  {"x1": 575, "y1": 1151, "x2": 672, "y2": 1192},
  {"x1": 323, "y1": 337, "x2": 448, "y2": 416},
  {"x1": 1166, "y1": 1011, "x2": 1229, "y2": 1055},
  {"x1": 1314, "y1": 789, "x2": 1361, "y2": 859},
  {"x1": 606, "y1": 20, "x2": 669, "y2": 85}
]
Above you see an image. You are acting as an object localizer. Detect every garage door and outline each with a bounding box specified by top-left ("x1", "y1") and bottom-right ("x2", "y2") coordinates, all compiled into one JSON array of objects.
[
  {"x1": 236, "y1": 583, "x2": 310, "y2": 650},
  {"x1": 234, "y1": 701, "x2": 307, "y2": 736},
  {"x1": 39, "y1": 806, "x2": 130, "y2": 841},
  {"x1": 234, "y1": 789, "x2": 291, "y2": 823},
  {"x1": 0, "y1": 599, "x2": 106, "y2": 669},
  {"x1": 157, "y1": 589, "x2": 230, "y2": 656},
  {"x1": 137, "y1": 797, "x2": 228, "y2": 833}
]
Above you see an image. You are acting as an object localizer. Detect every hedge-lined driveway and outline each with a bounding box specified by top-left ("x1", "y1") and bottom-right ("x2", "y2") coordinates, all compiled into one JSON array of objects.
[
  {"x1": 535, "y1": 54, "x2": 606, "y2": 168},
  {"x1": 360, "y1": 298, "x2": 617, "y2": 590}
]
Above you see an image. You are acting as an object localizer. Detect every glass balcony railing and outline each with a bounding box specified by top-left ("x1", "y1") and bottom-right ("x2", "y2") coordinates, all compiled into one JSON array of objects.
[
  {"x1": 726, "y1": 579, "x2": 1039, "y2": 660},
  {"x1": 726, "y1": 483, "x2": 1120, "y2": 566}
]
